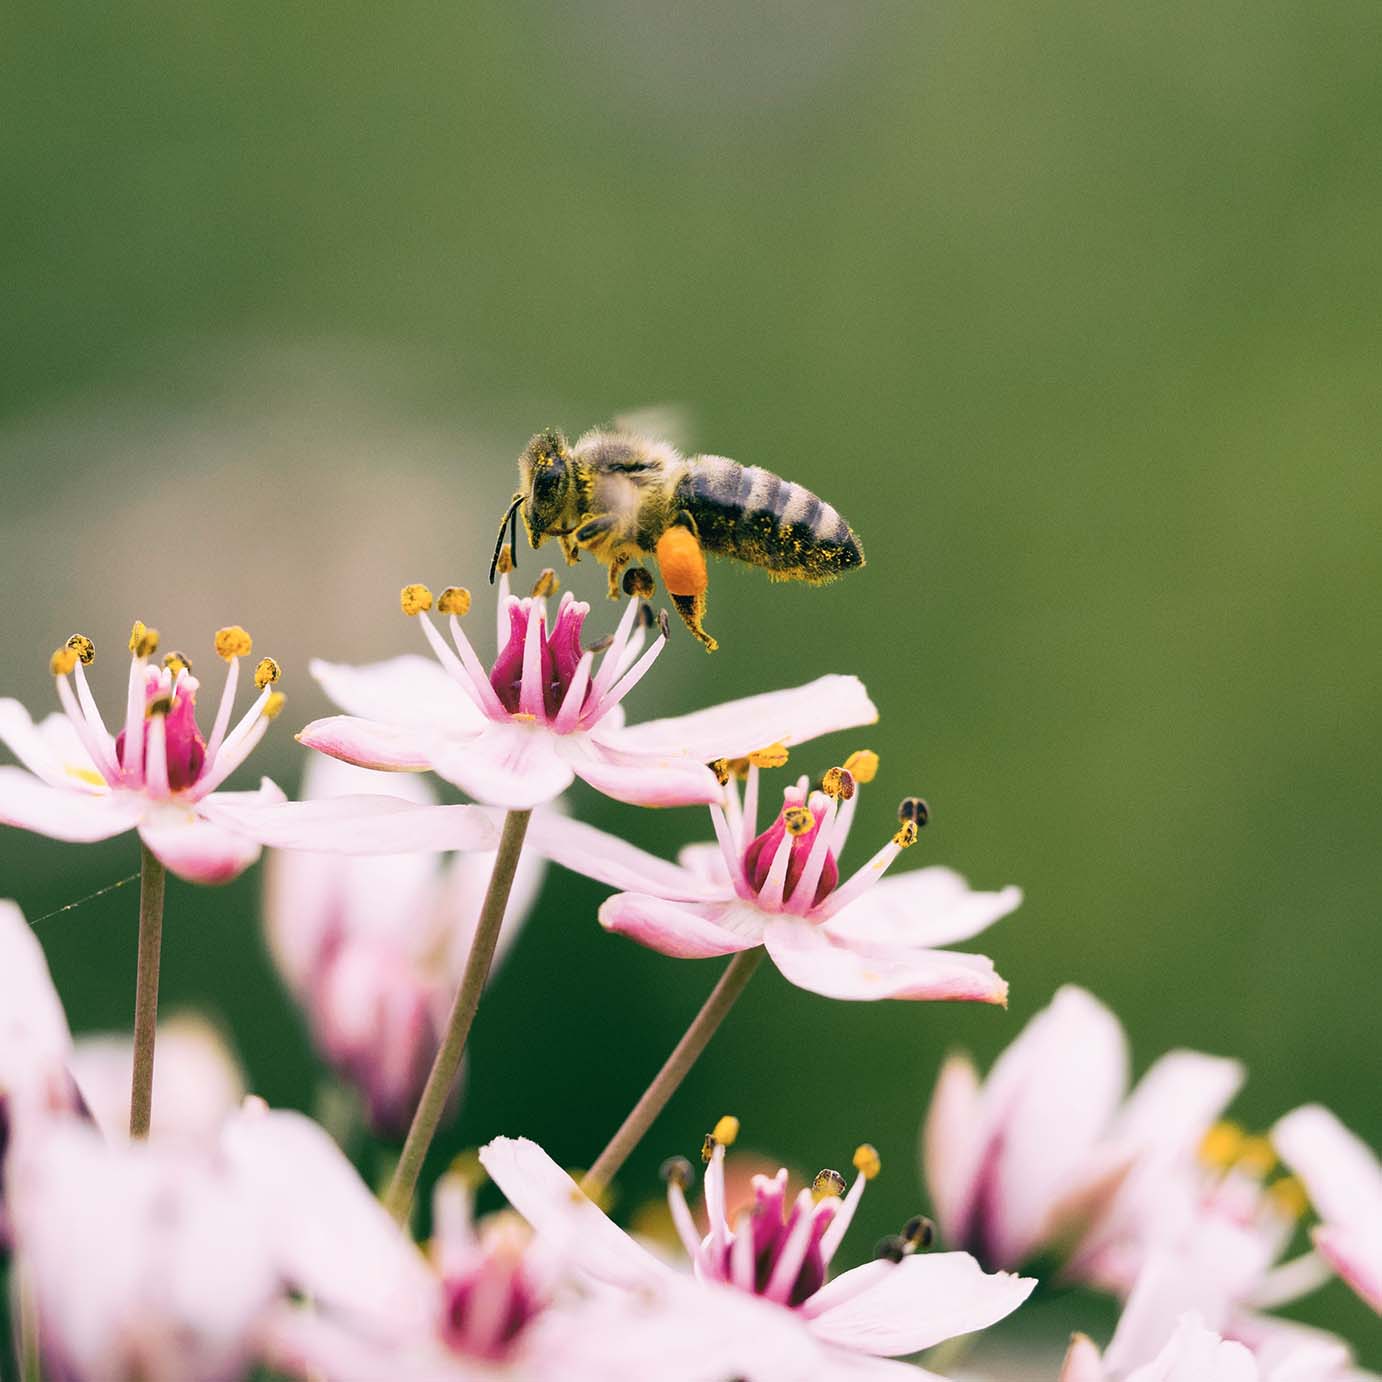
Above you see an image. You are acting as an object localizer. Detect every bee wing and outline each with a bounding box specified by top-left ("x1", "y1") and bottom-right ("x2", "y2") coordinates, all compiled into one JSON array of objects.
[{"x1": 609, "y1": 403, "x2": 696, "y2": 452}]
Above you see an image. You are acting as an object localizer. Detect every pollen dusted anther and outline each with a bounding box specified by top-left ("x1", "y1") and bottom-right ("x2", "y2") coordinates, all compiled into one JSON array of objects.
[
  {"x1": 701, "y1": 1133, "x2": 717, "y2": 1165},
  {"x1": 812, "y1": 1168, "x2": 847, "y2": 1201},
  {"x1": 783, "y1": 806, "x2": 815, "y2": 837},
  {"x1": 214, "y1": 625, "x2": 252, "y2": 660},
  {"x1": 65, "y1": 634, "x2": 95, "y2": 665},
  {"x1": 162, "y1": 651, "x2": 191, "y2": 675},
  {"x1": 710, "y1": 758, "x2": 732, "y2": 786},
  {"x1": 128, "y1": 621, "x2": 160, "y2": 658},
  {"x1": 530, "y1": 569, "x2": 560, "y2": 599},
  {"x1": 400, "y1": 584, "x2": 434, "y2": 617},
  {"x1": 438, "y1": 586, "x2": 472, "y2": 616},
  {"x1": 253, "y1": 657, "x2": 281, "y2": 689},
  {"x1": 821, "y1": 766, "x2": 855, "y2": 801}
]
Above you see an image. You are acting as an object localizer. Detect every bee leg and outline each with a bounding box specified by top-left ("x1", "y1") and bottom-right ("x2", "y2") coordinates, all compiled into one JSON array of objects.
[
  {"x1": 670, "y1": 594, "x2": 718, "y2": 652},
  {"x1": 606, "y1": 553, "x2": 630, "y2": 600},
  {"x1": 559, "y1": 534, "x2": 582, "y2": 565}
]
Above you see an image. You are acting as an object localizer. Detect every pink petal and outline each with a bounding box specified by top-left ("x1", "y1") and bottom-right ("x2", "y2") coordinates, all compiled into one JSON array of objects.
[
  {"x1": 803, "y1": 1253, "x2": 1034, "y2": 1356},
  {"x1": 922, "y1": 1052, "x2": 983, "y2": 1243},
  {"x1": 1061, "y1": 1334, "x2": 1108, "y2": 1382},
  {"x1": 201, "y1": 790, "x2": 499, "y2": 855},
  {"x1": 611, "y1": 674, "x2": 878, "y2": 761},
  {"x1": 600, "y1": 893, "x2": 762, "y2": 958},
  {"x1": 825, "y1": 868, "x2": 1022, "y2": 950},
  {"x1": 570, "y1": 746, "x2": 723, "y2": 808},
  {"x1": 310, "y1": 654, "x2": 485, "y2": 730},
  {"x1": 221, "y1": 1106, "x2": 437, "y2": 1331},
  {"x1": 1312, "y1": 1224, "x2": 1382, "y2": 1314},
  {"x1": 138, "y1": 805, "x2": 264, "y2": 885},
  {"x1": 534, "y1": 812, "x2": 727, "y2": 901},
  {"x1": 761, "y1": 918, "x2": 1009, "y2": 1004},
  {"x1": 0, "y1": 766, "x2": 141, "y2": 842},
  {"x1": 298, "y1": 752, "x2": 438, "y2": 805},
  {"x1": 478, "y1": 1136, "x2": 671, "y2": 1292},
  {"x1": 428, "y1": 722, "x2": 575, "y2": 809},
  {"x1": 297, "y1": 715, "x2": 434, "y2": 772},
  {"x1": 1111, "y1": 1050, "x2": 1245, "y2": 1153},
  {"x1": 1119, "y1": 1314, "x2": 1257, "y2": 1382},
  {"x1": 0, "y1": 899, "x2": 74, "y2": 1109},
  {"x1": 957, "y1": 985, "x2": 1129, "y2": 1267}
]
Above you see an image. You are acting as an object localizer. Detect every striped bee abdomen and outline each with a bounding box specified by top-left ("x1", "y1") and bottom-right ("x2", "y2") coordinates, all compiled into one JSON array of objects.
[{"x1": 677, "y1": 457, "x2": 864, "y2": 583}]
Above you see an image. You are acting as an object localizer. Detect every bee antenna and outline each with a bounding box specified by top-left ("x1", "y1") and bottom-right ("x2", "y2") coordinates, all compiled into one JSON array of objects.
[{"x1": 490, "y1": 494, "x2": 523, "y2": 584}]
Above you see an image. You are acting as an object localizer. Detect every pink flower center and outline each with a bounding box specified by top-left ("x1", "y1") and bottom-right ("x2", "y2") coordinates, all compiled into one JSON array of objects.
[
  {"x1": 440, "y1": 1256, "x2": 540, "y2": 1361},
  {"x1": 114, "y1": 675, "x2": 206, "y2": 793},
  {"x1": 741, "y1": 799, "x2": 839, "y2": 909},
  {"x1": 488, "y1": 597, "x2": 591, "y2": 721},
  {"x1": 714, "y1": 1173, "x2": 833, "y2": 1308}
]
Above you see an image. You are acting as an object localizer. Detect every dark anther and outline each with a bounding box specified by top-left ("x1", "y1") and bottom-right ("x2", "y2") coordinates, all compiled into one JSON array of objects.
[
  {"x1": 586, "y1": 634, "x2": 614, "y2": 654},
  {"x1": 874, "y1": 1235, "x2": 907, "y2": 1263},
  {"x1": 657, "y1": 608, "x2": 670, "y2": 639},
  {"x1": 623, "y1": 566, "x2": 656, "y2": 599},
  {"x1": 701, "y1": 1133, "x2": 717, "y2": 1165},
  {"x1": 659, "y1": 1156, "x2": 694, "y2": 1189},
  {"x1": 897, "y1": 797, "x2": 929, "y2": 829},
  {"x1": 901, "y1": 1214, "x2": 935, "y2": 1251}
]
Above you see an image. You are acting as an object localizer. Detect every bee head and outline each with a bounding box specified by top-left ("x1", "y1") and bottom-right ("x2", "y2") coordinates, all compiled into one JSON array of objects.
[{"x1": 518, "y1": 429, "x2": 575, "y2": 545}]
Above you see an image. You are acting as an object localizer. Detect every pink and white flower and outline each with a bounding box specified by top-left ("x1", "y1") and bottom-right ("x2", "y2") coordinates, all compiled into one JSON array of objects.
[
  {"x1": 1273, "y1": 1104, "x2": 1382, "y2": 1315},
  {"x1": 922, "y1": 986, "x2": 1243, "y2": 1276},
  {"x1": 299, "y1": 575, "x2": 877, "y2": 811},
  {"x1": 480, "y1": 1123, "x2": 1035, "y2": 1380},
  {"x1": 263, "y1": 755, "x2": 545, "y2": 1136},
  {"x1": 539, "y1": 756, "x2": 1020, "y2": 1003},
  {"x1": 0, "y1": 624, "x2": 498, "y2": 884}
]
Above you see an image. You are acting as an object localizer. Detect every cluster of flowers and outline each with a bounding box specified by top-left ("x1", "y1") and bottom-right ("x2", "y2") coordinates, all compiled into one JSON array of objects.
[{"x1": 1, "y1": 563, "x2": 1378, "y2": 1381}]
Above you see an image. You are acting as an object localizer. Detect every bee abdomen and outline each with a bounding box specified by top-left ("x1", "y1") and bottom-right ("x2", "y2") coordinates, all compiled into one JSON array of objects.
[{"x1": 678, "y1": 458, "x2": 863, "y2": 582}]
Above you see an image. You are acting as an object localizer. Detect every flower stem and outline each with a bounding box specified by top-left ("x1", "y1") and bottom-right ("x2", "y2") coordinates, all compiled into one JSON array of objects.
[
  {"x1": 581, "y1": 948, "x2": 763, "y2": 1199},
  {"x1": 383, "y1": 807, "x2": 532, "y2": 1224},
  {"x1": 18, "y1": 1264, "x2": 41, "y2": 1382},
  {"x1": 128, "y1": 842, "x2": 166, "y2": 1139}
]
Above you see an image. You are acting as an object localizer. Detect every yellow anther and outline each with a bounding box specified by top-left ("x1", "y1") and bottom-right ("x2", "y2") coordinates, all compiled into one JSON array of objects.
[
  {"x1": 162, "y1": 651, "x2": 191, "y2": 676},
  {"x1": 725, "y1": 757, "x2": 751, "y2": 780},
  {"x1": 1237, "y1": 1136, "x2": 1277, "y2": 1177},
  {"x1": 843, "y1": 749, "x2": 879, "y2": 784},
  {"x1": 892, "y1": 820, "x2": 919, "y2": 848},
  {"x1": 128, "y1": 620, "x2": 160, "y2": 658},
  {"x1": 1267, "y1": 1175, "x2": 1310, "y2": 1221},
  {"x1": 446, "y1": 1149, "x2": 485, "y2": 1188},
  {"x1": 262, "y1": 691, "x2": 286, "y2": 720},
  {"x1": 511, "y1": 711, "x2": 537, "y2": 723},
  {"x1": 710, "y1": 759, "x2": 732, "y2": 786},
  {"x1": 50, "y1": 646, "x2": 78, "y2": 676},
  {"x1": 748, "y1": 742, "x2": 790, "y2": 770},
  {"x1": 214, "y1": 626, "x2": 253, "y2": 660},
  {"x1": 783, "y1": 806, "x2": 815, "y2": 837},
  {"x1": 712, "y1": 1115, "x2": 740, "y2": 1147},
  {"x1": 253, "y1": 657, "x2": 282, "y2": 689},
  {"x1": 822, "y1": 766, "x2": 856, "y2": 801},
  {"x1": 65, "y1": 634, "x2": 95, "y2": 665},
  {"x1": 438, "y1": 586, "x2": 472, "y2": 617},
  {"x1": 1200, "y1": 1121, "x2": 1245, "y2": 1169},
  {"x1": 853, "y1": 1144, "x2": 881, "y2": 1181},
  {"x1": 812, "y1": 1168, "x2": 847, "y2": 1202},
  {"x1": 531, "y1": 569, "x2": 560, "y2": 598},
  {"x1": 496, "y1": 546, "x2": 515, "y2": 576},
  {"x1": 400, "y1": 584, "x2": 434, "y2": 616}
]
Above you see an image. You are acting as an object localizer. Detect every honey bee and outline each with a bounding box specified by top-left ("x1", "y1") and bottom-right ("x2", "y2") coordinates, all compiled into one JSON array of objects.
[{"x1": 491, "y1": 427, "x2": 865, "y2": 651}]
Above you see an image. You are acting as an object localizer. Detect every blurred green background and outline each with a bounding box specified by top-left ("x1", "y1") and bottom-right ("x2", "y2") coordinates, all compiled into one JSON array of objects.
[{"x1": 2, "y1": 0, "x2": 1378, "y2": 1369}]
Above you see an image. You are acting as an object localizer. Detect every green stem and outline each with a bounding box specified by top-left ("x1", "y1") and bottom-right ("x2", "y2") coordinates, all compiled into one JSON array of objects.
[
  {"x1": 383, "y1": 808, "x2": 532, "y2": 1224},
  {"x1": 128, "y1": 842, "x2": 166, "y2": 1139},
  {"x1": 18, "y1": 1263, "x2": 41, "y2": 1382},
  {"x1": 581, "y1": 948, "x2": 763, "y2": 1199}
]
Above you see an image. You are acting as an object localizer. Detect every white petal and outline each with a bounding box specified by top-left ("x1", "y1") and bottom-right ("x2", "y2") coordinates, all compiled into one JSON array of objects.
[
  {"x1": 478, "y1": 1136, "x2": 671, "y2": 1291},
  {"x1": 0, "y1": 898, "x2": 73, "y2": 1112},
  {"x1": 1121, "y1": 1314, "x2": 1257, "y2": 1382},
  {"x1": 825, "y1": 868, "x2": 1022, "y2": 950},
  {"x1": 803, "y1": 1253, "x2": 1034, "y2": 1356},
  {"x1": 202, "y1": 789, "x2": 499, "y2": 854},
  {"x1": 0, "y1": 767, "x2": 138, "y2": 842},
  {"x1": 429, "y1": 723, "x2": 575, "y2": 809},
  {"x1": 138, "y1": 802, "x2": 264, "y2": 885},
  {"x1": 611, "y1": 674, "x2": 878, "y2": 761},
  {"x1": 535, "y1": 811, "x2": 726, "y2": 900},
  {"x1": 0, "y1": 702, "x2": 99, "y2": 789},
  {"x1": 297, "y1": 715, "x2": 435, "y2": 772},
  {"x1": 311, "y1": 654, "x2": 485, "y2": 730},
  {"x1": 922, "y1": 1052, "x2": 983, "y2": 1244}
]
